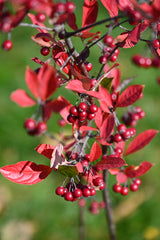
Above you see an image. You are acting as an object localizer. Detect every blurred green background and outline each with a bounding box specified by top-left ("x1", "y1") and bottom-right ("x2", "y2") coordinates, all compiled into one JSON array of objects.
[{"x1": 0, "y1": 1, "x2": 160, "y2": 240}]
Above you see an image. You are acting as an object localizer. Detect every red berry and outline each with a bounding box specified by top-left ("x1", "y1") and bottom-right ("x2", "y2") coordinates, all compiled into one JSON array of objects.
[
  {"x1": 134, "y1": 178, "x2": 141, "y2": 186},
  {"x1": 41, "y1": 47, "x2": 50, "y2": 56},
  {"x1": 99, "y1": 55, "x2": 107, "y2": 64},
  {"x1": 73, "y1": 188, "x2": 82, "y2": 198},
  {"x1": 152, "y1": 58, "x2": 160, "y2": 68},
  {"x1": 130, "y1": 183, "x2": 139, "y2": 192},
  {"x1": 65, "y1": 1, "x2": 76, "y2": 13},
  {"x1": 114, "y1": 147, "x2": 123, "y2": 155},
  {"x1": 113, "y1": 133, "x2": 123, "y2": 143},
  {"x1": 138, "y1": 111, "x2": 145, "y2": 119},
  {"x1": 81, "y1": 159, "x2": 89, "y2": 167},
  {"x1": 67, "y1": 114, "x2": 77, "y2": 123},
  {"x1": 129, "y1": 10, "x2": 141, "y2": 25},
  {"x1": 24, "y1": 118, "x2": 36, "y2": 131},
  {"x1": 87, "y1": 113, "x2": 96, "y2": 120},
  {"x1": 36, "y1": 121, "x2": 47, "y2": 134},
  {"x1": 113, "y1": 184, "x2": 122, "y2": 193},
  {"x1": 78, "y1": 199, "x2": 86, "y2": 207},
  {"x1": 85, "y1": 62, "x2": 93, "y2": 72},
  {"x1": 114, "y1": 48, "x2": 120, "y2": 56},
  {"x1": 110, "y1": 54, "x2": 118, "y2": 62},
  {"x1": 2, "y1": 40, "x2": 13, "y2": 51},
  {"x1": 78, "y1": 111, "x2": 87, "y2": 118},
  {"x1": 153, "y1": 39, "x2": 160, "y2": 48},
  {"x1": 93, "y1": 177, "x2": 103, "y2": 187},
  {"x1": 88, "y1": 104, "x2": 98, "y2": 113},
  {"x1": 64, "y1": 192, "x2": 73, "y2": 201},
  {"x1": 78, "y1": 102, "x2": 87, "y2": 111},
  {"x1": 55, "y1": 2, "x2": 66, "y2": 13},
  {"x1": 58, "y1": 119, "x2": 66, "y2": 127},
  {"x1": 117, "y1": 124, "x2": 127, "y2": 134},
  {"x1": 90, "y1": 79, "x2": 97, "y2": 88},
  {"x1": 121, "y1": 186, "x2": 129, "y2": 196},
  {"x1": 56, "y1": 186, "x2": 65, "y2": 196},
  {"x1": 128, "y1": 127, "x2": 136, "y2": 137},
  {"x1": 132, "y1": 113, "x2": 139, "y2": 121},
  {"x1": 1, "y1": 21, "x2": 12, "y2": 33},
  {"x1": 99, "y1": 201, "x2": 106, "y2": 209},
  {"x1": 121, "y1": 129, "x2": 131, "y2": 140},
  {"x1": 69, "y1": 106, "x2": 78, "y2": 116},
  {"x1": 103, "y1": 35, "x2": 114, "y2": 46},
  {"x1": 36, "y1": 12, "x2": 46, "y2": 22},
  {"x1": 99, "y1": 182, "x2": 105, "y2": 190},
  {"x1": 84, "y1": 154, "x2": 90, "y2": 161},
  {"x1": 111, "y1": 92, "x2": 118, "y2": 103},
  {"x1": 90, "y1": 188, "x2": 96, "y2": 196},
  {"x1": 83, "y1": 188, "x2": 91, "y2": 197}
]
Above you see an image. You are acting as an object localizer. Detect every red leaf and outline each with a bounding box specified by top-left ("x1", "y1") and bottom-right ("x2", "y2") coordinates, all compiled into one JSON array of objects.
[
  {"x1": 35, "y1": 144, "x2": 55, "y2": 159},
  {"x1": 116, "y1": 23, "x2": 148, "y2": 48},
  {"x1": 89, "y1": 142, "x2": 102, "y2": 162},
  {"x1": 25, "y1": 67, "x2": 39, "y2": 99},
  {"x1": 100, "y1": 114, "x2": 115, "y2": 140},
  {"x1": 116, "y1": 85, "x2": 144, "y2": 107},
  {"x1": 100, "y1": 0, "x2": 118, "y2": 17},
  {"x1": 116, "y1": 172, "x2": 128, "y2": 184},
  {"x1": 75, "y1": 162, "x2": 83, "y2": 173},
  {"x1": 79, "y1": 126, "x2": 98, "y2": 132},
  {"x1": 125, "y1": 129, "x2": 159, "y2": 156},
  {"x1": 10, "y1": 89, "x2": 36, "y2": 107},
  {"x1": 95, "y1": 156, "x2": 126, "y2": 170},
  {"x1": 95, "y1": 107, "x2": 103, "y2": 129},
  {"x1": 28, "y1": 13, "x2": 48, "y2": 33},
  {"x1": 82, "y1": 0, "x2": 98, "y2": 31},
  {"x1": 67, "y1": 13, "x2": 78, "y2": 31},
  {"x1": 37, "y1": 63, "x2": 57, "y2": 101},
  {"x1": 98, "y1": 86, "x2": 113, "y2": 113},
  {"x1": 125, "y1": 161, "x2": 153, "y2": 178},
  {"x1": 104, "y1": 65, "x2": 121, "y2": 92},
  {"x1": 11, "y1": 7, "x2": 27, "y2": 28},
  {"x1": 0, "y1": 161, "x2": 52, "y2": 185},
  {"x1": 66, "y1": 80, "x2": 100, "y2": 98}
]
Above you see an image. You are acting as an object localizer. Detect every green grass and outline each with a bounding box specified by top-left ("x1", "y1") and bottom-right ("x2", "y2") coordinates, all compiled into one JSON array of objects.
[{"x1": 0, "y1": 1, "x2": 160, "y2": 240}]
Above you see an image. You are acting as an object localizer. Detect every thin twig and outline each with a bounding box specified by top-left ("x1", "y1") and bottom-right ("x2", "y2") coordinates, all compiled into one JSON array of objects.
[{"x1": 19, "y1": 22, "x2": 53, "y2": 31}]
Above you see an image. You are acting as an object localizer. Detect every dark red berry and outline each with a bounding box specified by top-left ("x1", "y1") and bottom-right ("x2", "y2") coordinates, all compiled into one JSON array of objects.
[
  {"x1": 110, "y1": 54, "x2": 118, "y2": 62},
  {"x1": 41, "y1": 47, "x2": 50, "y2": 56},
  {"x1": 113, "y1": 184, "x2": 122, "y2": 193},
  {"x1": 84, "y1": 154, "x2": 90, "y2": 161},
  {"x1": 114, "y1": 147, "x2": 123, "y2": 155},
  {"x1": 78, "y1": 111, "x2": 87, "y2": 118},
  {"x1": 67, "y1": 114, "x2": 76, "y2": 123},
  {"x1": 55, "y1": 2, "x2": 66, "y2": 13},
  {"x1": 87, "y1": 113, "x2": 96, "y2": 120},
  {"x1": 121, "y1": 129, "x2": 131, "y2": 140},
  {"x1": 134, "y1": 178, "x2": 141, "y2": 186},
  {"x1": 90, "y1": 79, "x2": 97, "y2": 88},
  {"x1": 64, "y1": 192, "x2": 73, "y2": 201},
  {"x1": 117, "y1": 124, "x2": 127, "y2": 134},
  {"x1": 103, "y1": 35, "x2": 114, "y2": 46},
  {"x1": 73, "y1": 188, "x2": 82, "y2": 198},
  {"x1": 130, "y1": 183, "x2": 139, "y2": 192},
  {"x1": 88, "y1": 104, "x2": 98, "y2": 113},
  {"x1": 36, "y1": 12, "x2": 46, "y2": 22},
  {"x1": 111, "y1": 92, "x2": 118, "y2": 103},
  {"x1": 36, "y1": 121, "x2": 47, "y2": 134},
  {"x1": 99, "y1": 55, "x2": 107, "y2": 64},
  {"x1": 24, "y1": 118, "x2": 36, "y2": 131},
  {"x1": 93, "y1": 177, "x2": 103, "y2": 187},
  {"x1": 69, "y1": 106, "x2": 78, "y2": 116},
  {"x1": 128, "y1": 127, "x2": 136, "y2": 137},
  {"x1": 121, "y1": 186, "x2": 129, "y2": 196},
  {"x1": 114, "y1": 133, "x2": 123, "y2": 143},
  {"x1": 85, "y1": 62, "x2": 93, "y2": 72},
  {"x1": 99, "y1": 182, "x2": 105, "y2": 190},
  {"x1": 2, "y1": 40, "x2": 13, "y2": 51},
  {"x1": 56, "y1": 186, "x2": 65, "y2": 196},
  {"x1": 78, "y1": 102, "x2": 87, "y2": 112},
  {"x1": 58, "y1": 119, "x2": 66, "y2": 127},
  {"x1": 83, "y1": 188, "x2": 91, "y2": 197},
  {"x1": 65, "y1": 1, "x2": 76, "y2": 13},
  {"x1": 153, "y1": 39, "x2": 160, "y2": 48},
  {"x1": 138, "y1": 111, "x2": 145, "y2": 119},
  {"x1": 132, "y1": 113, "x2": 140, "y2": 121},
  {"x1": 129, "y1": 10, "x2": 141, "y2": 25},
  {"x1": 81, "y1": 159, "x2": 89, "y2": 167},
  {"x1": 90, "y1": 188, "x2": 96, "y2": 196}
]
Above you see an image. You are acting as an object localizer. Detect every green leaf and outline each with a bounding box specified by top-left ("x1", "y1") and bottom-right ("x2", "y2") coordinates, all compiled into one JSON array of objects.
[
  {"x1": 100, "y1": 77, "x2": 113, "y2": 91},
  {"x1": 58, "y1": 165, "x2": 79, "y2": 177}
]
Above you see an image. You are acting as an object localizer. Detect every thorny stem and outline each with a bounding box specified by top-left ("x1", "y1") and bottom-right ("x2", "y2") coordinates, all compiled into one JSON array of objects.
[{"x1": 103, "y1": 170, "x2": 117, "y2": 240}]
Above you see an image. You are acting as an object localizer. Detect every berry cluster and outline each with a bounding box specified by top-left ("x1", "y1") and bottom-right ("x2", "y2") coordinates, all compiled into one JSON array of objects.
[
  {"x1": 53, "y1": 1, "x2": 76, "y2": 15},
  {"x1": 89, "y1": 200, "x2": 106, "y2": 215},
  {"x1": 67, "y1": 102, "x2": 98, "y2": 123},
  {"x1": 55, "y1": 180, "x2": 97, "y2": 202},
  {"x1": 113, "y1": 178, "x2": 141, "y2": 196},
  {"x1": 24, "y1": 118, "x2": 47, "y2": 136},
  {"x1": 109, "y1": 124, "x2": 136, "y2": 144},
  {"x1": 132, "y1": 55, "x2": 160, "y2": 68},
  {"x1": 122, "y1": 107, "x2": 145, "y2": 126},
  {"x1": 99, "y1": 35, "x2": 120, "y2": 64}
]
